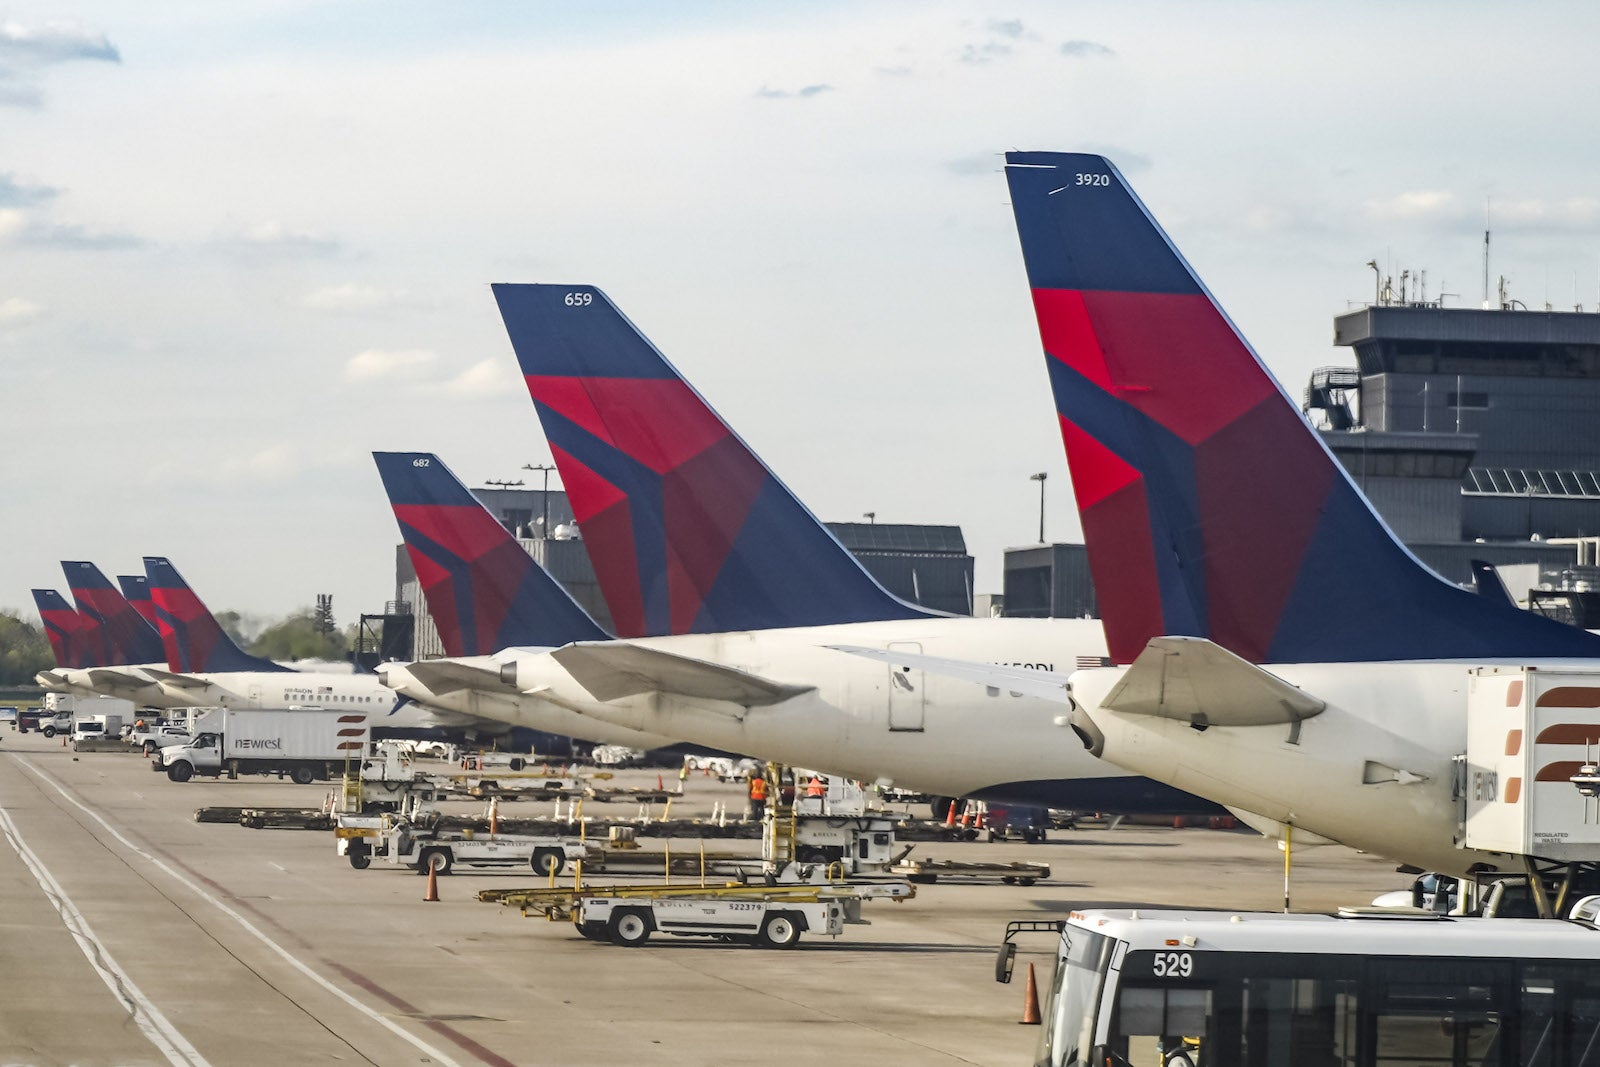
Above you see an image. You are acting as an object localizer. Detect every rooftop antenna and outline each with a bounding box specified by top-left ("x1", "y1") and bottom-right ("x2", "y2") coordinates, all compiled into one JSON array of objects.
[{"x1": 1482, "y1": 198, "x2": 1492, "y2": 309}]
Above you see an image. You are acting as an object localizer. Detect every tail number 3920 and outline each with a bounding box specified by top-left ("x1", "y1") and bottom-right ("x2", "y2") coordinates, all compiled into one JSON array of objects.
[{"x1": 1075, "y1": 173, "x2": 1110, "y2": 187}]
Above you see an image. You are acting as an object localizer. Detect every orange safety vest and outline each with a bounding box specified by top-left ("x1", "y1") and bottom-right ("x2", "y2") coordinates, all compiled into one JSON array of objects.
[
  {"x1": 805, "y1": 776, "x2": 826, "y2": 797},
  {"x1": 750, "y1": 777, "x2": 767, "y2": 800}
]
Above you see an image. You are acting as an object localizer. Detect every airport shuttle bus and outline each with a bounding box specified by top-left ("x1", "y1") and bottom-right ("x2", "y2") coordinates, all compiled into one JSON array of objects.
[{"x1": 1016, "y1": 908, "x2": 1600, "y2": 1067}]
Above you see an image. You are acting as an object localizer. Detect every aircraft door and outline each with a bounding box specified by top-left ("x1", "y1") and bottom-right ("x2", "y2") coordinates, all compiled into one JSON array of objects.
[{"x1": 886, "y1": 642, "x2": 925, "y2": 732}]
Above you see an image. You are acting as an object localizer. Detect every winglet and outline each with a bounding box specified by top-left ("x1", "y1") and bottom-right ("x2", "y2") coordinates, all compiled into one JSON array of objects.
[
  {"x1": 143, "y1": 557, "x2": 291, "y2": 673},
  {"x1": 1004, "y1": 151, "x2": 1600, "y2": 664},
  {"x1": 492, "y1": 283, "x2": 934, "y2": 637},
  {"x1": 62, "y1": 560, "x2": 165, "y2": 666},
  {"x1": 374, "y1": 451, "x2": 609, "y2": 654}
]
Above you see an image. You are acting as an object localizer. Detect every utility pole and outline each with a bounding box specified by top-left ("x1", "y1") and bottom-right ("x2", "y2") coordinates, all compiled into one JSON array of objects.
[
  {"x1": 522, "y1": 463, "x2": 557, "y2": 539},
  {"x1": 1030, "y1": 472, "x2": 1048, "y2": 543}
]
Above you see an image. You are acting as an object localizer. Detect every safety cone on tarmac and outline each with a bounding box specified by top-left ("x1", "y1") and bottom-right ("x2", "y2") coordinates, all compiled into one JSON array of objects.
[
  {"x1": 423, "y1": 861, "x2": 440, "y2": 903},
  {"x1": 657, "y1": 773, "x2": 664, "y2": 791},
  {"x1": 1020, "y1": 962, "x2": 1042, "y2": 1025},
  {"x1": 944, "y1": 800, "x2": 958, "y2": 828}
]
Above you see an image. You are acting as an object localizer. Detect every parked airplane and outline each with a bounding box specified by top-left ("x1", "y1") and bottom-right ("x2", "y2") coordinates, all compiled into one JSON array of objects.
[
  {"x1": 117, "y1": 574, "x2": 163, "y2": 630},
  {"x1": 35, "y1": 562, "x2": 170, "y2": 699},
  {"x1": 843, "y1": 151, "x2": 1600, "y2": 880},
  {"x1": 379, "y1": 284, "x2": 1218, "y2": 815},
  {"x1": 372, "y1": 450, "x2": 677, "y2": 752}
]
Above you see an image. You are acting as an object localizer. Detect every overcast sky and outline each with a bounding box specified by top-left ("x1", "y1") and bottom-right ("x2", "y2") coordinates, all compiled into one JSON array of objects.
[{"x1": 6, "y1": 2, "x2": 1600, "y2": 625}]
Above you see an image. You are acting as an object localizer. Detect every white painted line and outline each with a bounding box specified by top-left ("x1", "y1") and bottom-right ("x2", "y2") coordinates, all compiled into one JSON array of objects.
[
  {"x1": 0, "y1": 804, "x2": 209, "y2": 1066},
  {"x1": 16, "y1": 757, "x2": 461, "y2": 1067},
  {"x1": 268, "y1": 862, "x2": 286, "y2": 872}
]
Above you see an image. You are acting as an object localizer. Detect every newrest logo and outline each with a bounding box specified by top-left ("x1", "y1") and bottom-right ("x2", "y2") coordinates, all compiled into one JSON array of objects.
[{"x1": 236, "y1": 738, "x2": 284, "y2": 750}]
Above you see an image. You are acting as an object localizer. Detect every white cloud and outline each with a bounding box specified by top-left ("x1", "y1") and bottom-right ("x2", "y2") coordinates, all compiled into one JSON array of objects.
[
  {"x1": 0, "y1": 208, "x2": 24, "y2": 240},
  {"x1": 445, "y1": 357, "x2": 519, "y2": 398},
  {"x1": 0, "y1": 296, "x2": 41, "y2": 324},
  {"x1": 224, "y1": 221, "x2": 340, "y2": 258},
  {"x1": 303, "y1": 283, "x2": 408, "y2": 312},
  {"x1": 755, "y1": 83, "x2": 833, "y2": 100},
  {"x1": 0, "y1": 19, "x2": 120, "y2": 109},
  {"x1": 344, "y1": 348, "x2": 435, "y2": 382},
  {"x1": 1366, "y1": 189, "x2": 1458, "y2": 221},
  {"x1": 1060, "y1": 40, "x2": 1114, "y2": 58}
]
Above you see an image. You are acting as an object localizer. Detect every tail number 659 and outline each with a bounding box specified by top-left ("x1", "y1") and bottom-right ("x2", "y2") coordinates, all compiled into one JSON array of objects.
[{"x1": 564, "y1": 292, "x2": 593, "y2": 306}]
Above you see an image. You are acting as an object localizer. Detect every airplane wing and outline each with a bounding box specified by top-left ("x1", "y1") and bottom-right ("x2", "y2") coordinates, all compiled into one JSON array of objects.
[
  {"x1": 1097, "y1": 637, "x2": 1325, "y2": 727},
  {"x1": 551, "y1": 642, "x2": 812, "y2": 707},
  {"x1": 404, "y1": 659, "x2": 518, "y2": 696}
]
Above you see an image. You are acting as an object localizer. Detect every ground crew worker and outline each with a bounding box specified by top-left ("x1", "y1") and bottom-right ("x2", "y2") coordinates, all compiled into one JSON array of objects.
[
  {"x1": 748, "y1": 772, "x2": 768, "y2": 822},
  {"x1": 805, "y1": 774, "x2": 826, "y2": 797}
]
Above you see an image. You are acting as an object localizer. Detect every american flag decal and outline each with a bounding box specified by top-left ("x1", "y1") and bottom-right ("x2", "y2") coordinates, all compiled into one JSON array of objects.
[{"x1": 1076, "y1": 656, "x2": 1113, "y2": 669}]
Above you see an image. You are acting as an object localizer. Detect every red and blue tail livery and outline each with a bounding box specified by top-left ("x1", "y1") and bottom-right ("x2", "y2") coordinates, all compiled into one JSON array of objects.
[
  {"x1": 493, "y1": 283, "x2": 933, "y2": 638},
  {"x1": 33, "y1": 588, "x2": 90, "y2": 669},
  {"x1": 143, "y1": 557, "x2": 291, "y2": 673},
  {"x1": 374, "y1": 451, "x2": 608, "y2": 654},
  {"x1": 118, "y1": 574, "x2": 162, "y2": 630},
  {"x1": 62, "y1": 560, "x2": 165, "y2": 666},
  {"x1": 1004, "y1": 151, "x2": 1600, "y2": 665}
]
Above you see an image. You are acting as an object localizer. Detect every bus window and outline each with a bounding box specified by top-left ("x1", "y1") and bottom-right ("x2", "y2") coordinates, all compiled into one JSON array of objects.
[
  {"x1": 1370, "y1": 976, "x2": 1501, "y2": 1065},
  {"x1": 1520, "y1": 963, "x2": 1600, "y2": 1065},
  {"x1": 1038, "y1": 928, "x2": 1115, "y2": 1067},
  {"x1": 1114, "y1": 986, "x2": 1211, "y2": 1065}
]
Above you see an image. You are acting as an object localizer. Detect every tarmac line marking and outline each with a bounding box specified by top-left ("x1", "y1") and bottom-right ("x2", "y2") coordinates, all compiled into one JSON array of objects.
[
  {"x1": 0, "y1": 803, "x2": 210, "y2": 1067},
  {"x1": 16, "y1": 757, "x2": 465, "y2": 1067},
  {"x1": 268, "y1": 862, "x2": 286, "y2": 872}
]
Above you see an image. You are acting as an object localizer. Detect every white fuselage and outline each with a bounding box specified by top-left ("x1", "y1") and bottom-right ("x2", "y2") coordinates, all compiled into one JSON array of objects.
[
  {"x1": 1071, "y1": 658, "x2": 1587, "y2": 877},
  {"x1": 56, "y1": 665, "x2": 491, "y2": 735},
  {"x1": 375, "y1": 656, "x2": 680, "y2": 751},
  {"x1": 388, "y1": 618, "x2": 1209, "y2": 812}
]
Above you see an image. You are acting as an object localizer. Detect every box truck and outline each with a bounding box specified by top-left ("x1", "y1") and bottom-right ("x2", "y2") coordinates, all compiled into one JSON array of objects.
[{"x1": 153, "y1": 708, "x2": 369, "y2": 784}]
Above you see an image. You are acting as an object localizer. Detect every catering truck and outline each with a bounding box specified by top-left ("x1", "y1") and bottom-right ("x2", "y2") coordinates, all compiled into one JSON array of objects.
[{"x1": 153, "y1": 708, "x2": 369, "y2": 784}]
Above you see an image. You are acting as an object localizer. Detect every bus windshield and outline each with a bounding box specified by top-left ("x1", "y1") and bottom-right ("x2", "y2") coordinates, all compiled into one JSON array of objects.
[{"x1": 1038, "y1": 927, "x2": 1116, "y2": 1067}]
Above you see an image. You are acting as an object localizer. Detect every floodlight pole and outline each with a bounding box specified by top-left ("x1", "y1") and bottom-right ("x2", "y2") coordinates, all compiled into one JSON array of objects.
[{"x1": 1030, "y1": 472, "x2": 1048, "y2": 543}]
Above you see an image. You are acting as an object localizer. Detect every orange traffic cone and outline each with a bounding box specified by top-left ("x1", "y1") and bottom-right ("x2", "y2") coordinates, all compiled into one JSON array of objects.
[
  {"x1": 961, "y1": 806, "x2": 974, "y2": 829},
  {"x1": 657, "y1": 773, "x2": 664, "y2": 791},
  {"x1": 423, "y1": 862, "x2": 440, "y2": 902},
  {"x1": 61, "y1": 734, "x2": 67, "y2": 748},
  {"x1": 944, "y1": 800, "x2": 958, "y2": 828},
  {"x1": 1020, "y1": 962, "x2": 1042, "y2": 1025}
]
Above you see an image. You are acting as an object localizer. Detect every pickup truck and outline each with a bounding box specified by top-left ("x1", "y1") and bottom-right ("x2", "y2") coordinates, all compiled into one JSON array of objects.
[{"x1": 128, "y1": 723, "x2": 195, "y2": 755}]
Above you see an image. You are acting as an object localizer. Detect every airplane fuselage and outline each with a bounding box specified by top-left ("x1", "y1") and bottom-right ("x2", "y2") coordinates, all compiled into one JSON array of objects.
[
  {"x1": 1072, "y1": 658, "x2": 1589, "y2": 877},
  {"x1": 400, "y1": 618, "x2": 1217, "y2": 814}
]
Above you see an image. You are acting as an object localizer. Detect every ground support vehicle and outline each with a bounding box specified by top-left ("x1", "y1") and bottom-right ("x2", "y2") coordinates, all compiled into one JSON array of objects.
[
  {"x1": 891, "y1": 853, "x2": 1049, "y2": 885},
  {"x1": 129, "y1": 722, "x2": 195, "y2": 755},
  {"x1": 480, "y1": 878, "x2": 915, "y2": 948},
  {"x1": 154, "y1": 708, "x2": 368, "y2": 784},
  {"x1": 336, "y1": 811, "x2": 598, "y2": 875},
  {"x1": 1005, "y1": 904, "x2": 1600, "y2": 1067}
]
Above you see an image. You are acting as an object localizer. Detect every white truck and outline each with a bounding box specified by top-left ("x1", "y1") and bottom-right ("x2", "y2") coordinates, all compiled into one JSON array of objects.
[
  {"x1": 71, "y1": 713, "x2": 126, "y2": 749},
  {"x1": 341, "y1": 816, "x2": 598, "y2": 876},
  {"x1": 128, "y1": 722, "x2": 196, "y2": 755},
  {"x1": 154, "y1": 708, "x2": 369, "y2": 784},
  {"x1": 42, "y1": 693, "x2": 136, "y2": 739}
]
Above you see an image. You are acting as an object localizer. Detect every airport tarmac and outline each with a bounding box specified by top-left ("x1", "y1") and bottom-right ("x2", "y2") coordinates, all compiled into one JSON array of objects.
[{"x1": 0, "y1": 732, "x2": 1401, "y2": 1066}]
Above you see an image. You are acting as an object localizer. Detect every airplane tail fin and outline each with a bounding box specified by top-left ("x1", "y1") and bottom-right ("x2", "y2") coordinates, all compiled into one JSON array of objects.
[
  {"x1": 492, "y1": 283, "x2": 934, "y2": 638},
  {"x1": 142, "y1": 557, "x2": 291, "y2": 673},
  {"x1": 374, "y1": 451, "x2": 609, "y2": 653},
  {"x1": 62, "y1": 561, "x2": 165, "y2": 666},
  {"x1": 33, "y1": 589, "x2": 89, "y2": 669},
  {"x1": 1003, "y1": 151, "x2": 1600, "y2": 664},
  {"x1": 118, "y1": 574, "x2": 162, "y2": 630}
]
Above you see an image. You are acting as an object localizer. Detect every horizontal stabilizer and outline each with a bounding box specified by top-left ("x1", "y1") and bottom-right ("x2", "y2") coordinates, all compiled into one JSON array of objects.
[
  {"x1": 826, "y1": 644, "x2": 1074, "y2": 703},
  {"x1": 140, "y1": 668, "x2": 215, "y2": 690},
  {"x1": 405, "y1": 659, "x2": 518, "y2": 696},
  {"x1": 83, "y1": 667, "x2": 160, "y2": 693},
  {"x1": 1100, "y1": 637, "x2": 1324, "y2": 727},
  {"x1": 552, "y1": 641, "x2": 812, "y2": 707}
]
